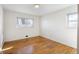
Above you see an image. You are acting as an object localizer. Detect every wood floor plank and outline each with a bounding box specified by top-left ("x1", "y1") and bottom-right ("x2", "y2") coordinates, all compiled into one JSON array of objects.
[{"x1": 2, "y1": 36, "x2": 76, "y2": 54}]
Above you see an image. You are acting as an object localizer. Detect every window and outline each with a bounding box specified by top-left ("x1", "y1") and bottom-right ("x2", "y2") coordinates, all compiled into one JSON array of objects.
[
  {"x1": 17, "y1": 17, "x2": 33, "y2": 28},
  {"x1": 67, "y1": 13, "x2": 78, "y2": 29}
]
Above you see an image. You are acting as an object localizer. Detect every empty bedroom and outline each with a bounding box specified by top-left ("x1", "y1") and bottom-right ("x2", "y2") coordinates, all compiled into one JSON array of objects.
[{"x1": 0, "y1": 4, "x2": 77, "y2": 54}]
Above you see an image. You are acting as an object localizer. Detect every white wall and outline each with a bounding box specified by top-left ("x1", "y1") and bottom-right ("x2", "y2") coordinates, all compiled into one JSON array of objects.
[
  {"x1": 4, "y1": 10, "x2": 40, "y2": 42},
  {"x1": 0, "y1": 5, "x2": 3, "y2": 51},
  {"x1": 40, "y1": 5, "x2": 77, "y2": 48},
  {"x1": 4, "y1": 5, "x2": 77, "y2": 48}
]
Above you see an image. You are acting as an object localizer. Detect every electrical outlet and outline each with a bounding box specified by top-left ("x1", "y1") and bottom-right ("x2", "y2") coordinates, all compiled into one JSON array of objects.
[{"x1": 25, "y1": 35, "x2": 28, "y2": 37}]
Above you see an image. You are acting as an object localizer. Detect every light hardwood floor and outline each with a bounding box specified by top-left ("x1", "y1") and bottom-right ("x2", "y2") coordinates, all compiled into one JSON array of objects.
[{"x1": 2, "y1": 36, "x2": 76, "y2": 54}]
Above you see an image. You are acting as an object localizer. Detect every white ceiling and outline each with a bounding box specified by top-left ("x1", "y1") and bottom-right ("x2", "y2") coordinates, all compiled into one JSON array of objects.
[{"x1": 2, "y1": 4, "x2": 74, "y2": 16}]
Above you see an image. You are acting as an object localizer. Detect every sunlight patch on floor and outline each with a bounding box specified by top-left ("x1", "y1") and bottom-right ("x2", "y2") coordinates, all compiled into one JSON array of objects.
[{"x1": 0, "y1": 46, "x2": 13, "y2": 52}]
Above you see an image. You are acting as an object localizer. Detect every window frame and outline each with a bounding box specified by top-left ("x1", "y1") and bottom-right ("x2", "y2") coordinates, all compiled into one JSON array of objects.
[
  {"x1": 16, "y1": 17, "x2": 34, "y2": 28},
  {"x1": 67, "y1": 12, "x2": 77, "y2": 29}
]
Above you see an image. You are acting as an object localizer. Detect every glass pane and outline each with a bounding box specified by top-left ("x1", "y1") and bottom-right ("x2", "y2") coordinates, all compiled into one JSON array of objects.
[
  {"x1": 25, "y1": 19, "x2": 33, "y2": 27},
  {"x1": 69, "y1": 13, "x2": 77, "y2": 21},
  {"x1": 69, "y1": 22, "x2": 77, "y2": 28},
  {"x1": 18, "y1": 18, "x2": 22, "y2": 25},
  {"x1": 21, "y1": 18, "x2": 26, "y2": 24}
]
